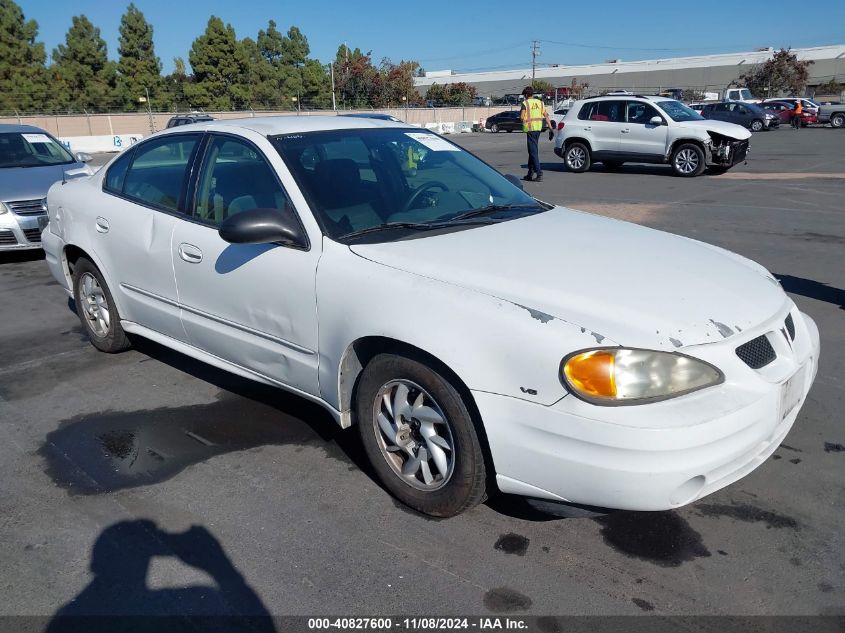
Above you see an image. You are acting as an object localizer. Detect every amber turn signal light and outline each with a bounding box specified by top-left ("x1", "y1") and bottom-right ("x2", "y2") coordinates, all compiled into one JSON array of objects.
[{"x1": 563, "y1": 350, "x2": 617, "y2": 399}]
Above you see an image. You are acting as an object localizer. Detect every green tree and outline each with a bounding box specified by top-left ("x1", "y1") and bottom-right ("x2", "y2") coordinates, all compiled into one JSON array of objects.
[
  {"x1": 162, "y1": 56, "x2": 191, "y2": 111},
  {"x1": 0, "y1": 0, "x2": 49, "y2": 114},
  {"x1": 531, "y1": 79, "x2": 555, "y2": 94},
  {"x1": 232, "y1": 36, "x2": 278, "y2": 108},
  {"x1": 185, "y1": 16, "x2": 241, "y2": 110},
  {"x1": 739, "y1": 48, "x2": 814, "y2": 97},
  {"x1": 115, "y1": 3, "x2": 162, "y2": 111},
  {"x1": 51, "y1": 15, "x2": 117, "y2": 112},
  {"x1": 335, "y1": 44, "x2": 377, "y2": 108}
]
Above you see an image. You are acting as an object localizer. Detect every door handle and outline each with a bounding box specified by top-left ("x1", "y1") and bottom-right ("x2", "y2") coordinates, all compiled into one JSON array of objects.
[
  {"x1": 178, "y1": 243, "x2": 203, "y2": 264},
  {"x1": 95, "y1": 217, "x2": 109, "y2": 233},
  {"x1": 621, "y1": 128, "x2": 631, "y2": 133},
  {"x1": 583, "y1": 126, "x2": 591, "y2": 131}
]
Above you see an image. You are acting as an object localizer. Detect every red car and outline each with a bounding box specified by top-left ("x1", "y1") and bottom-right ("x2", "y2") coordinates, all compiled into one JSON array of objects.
[{"x1": 762, "y1": 101, "x2": 818, "y2": 127}]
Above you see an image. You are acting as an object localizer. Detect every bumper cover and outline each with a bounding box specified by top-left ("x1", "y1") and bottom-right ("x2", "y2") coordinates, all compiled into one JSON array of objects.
[{"x1": 475, "y1": 312, "x2": 819, "y2": 511}]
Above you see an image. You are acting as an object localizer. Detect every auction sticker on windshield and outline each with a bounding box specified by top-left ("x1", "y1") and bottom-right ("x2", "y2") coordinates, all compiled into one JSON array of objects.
[
  {"x1": 405, "y1": 132, "x2": 460, "y2": 151},
  {"x1": 22, "y1": 134, "x2": 52, "y2": 144}
]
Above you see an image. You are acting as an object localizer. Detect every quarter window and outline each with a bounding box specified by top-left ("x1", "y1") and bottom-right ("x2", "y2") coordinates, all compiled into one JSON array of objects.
[
  {"x1": 122, "y1": 135, "x2": 199, "y2": 212},
  {"x1": 193, "y1": 136, "x2": 293, "y2": 226}
]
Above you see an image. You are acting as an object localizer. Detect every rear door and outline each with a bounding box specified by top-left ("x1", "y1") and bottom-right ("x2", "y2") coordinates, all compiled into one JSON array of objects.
[
  {"x1": 97, "y1": 133, "x2": 202, "y2": 341},
  {"x1": 171, "y1": 132, "x2": 321, "y2": 394},
  {"x1": 576, "y1": 100, "x2": 625, "y2": 153}
]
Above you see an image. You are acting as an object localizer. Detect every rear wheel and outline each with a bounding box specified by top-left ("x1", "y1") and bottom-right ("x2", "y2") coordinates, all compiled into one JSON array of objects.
[
  {"x1": 831, "y1": 113, "x2": 845, "y2": 128},
  {"x1": 564, "y1": 142, "x2": 591, "y2": 173},
  {"x1": 491, "y1": 123, "x2": 499, "y2": 133},
  {"x1": 356, "y1": 353, "x2": 487, "y2": 517},
  {"x1": 750, "y1": 119, "x2": 764, "y2": 132},
  {"x1": 72, "y1": 257, "x2": 131, "y2": 353},
  {"x1": 671, "y1": 143, "x2": 705, "y2": 177}
]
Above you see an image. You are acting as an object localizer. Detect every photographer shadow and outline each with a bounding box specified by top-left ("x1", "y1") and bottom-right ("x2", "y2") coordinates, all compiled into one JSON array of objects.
[{"x1": 46, "y1": 519, "x2": 276, "y2": 633}]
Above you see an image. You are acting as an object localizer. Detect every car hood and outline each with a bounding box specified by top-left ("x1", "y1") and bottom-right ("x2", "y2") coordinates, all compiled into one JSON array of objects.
[
  {"x1": 676, "y1": 119, "x2": 752, "y2": 140},
  {"x1": 0, "y1": 163, "x2": 89, "y2": 203},
  {"x1": 350, "y1": 208, "x2": 787, "y2": 350}
]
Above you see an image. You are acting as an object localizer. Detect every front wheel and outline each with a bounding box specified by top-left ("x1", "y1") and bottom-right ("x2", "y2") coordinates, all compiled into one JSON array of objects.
[
  {"x1": 356, "y1": 354, "x2": 487, "y2": 517},
  {"x1": 72, "y1": 257, "x2": 131, "y2": 353},
  {"x1": 671, "y1": 143, "x2": 705, "y2": 177},
  {"x1": 491, "y1": 123, "x2": 499, "y2": 133},
  {"x1": 750, "y1": 119, "x2": 764, "y2": 132},
  {"x1": 564, "y1": 142, "x2": 591, "y2": 173}
]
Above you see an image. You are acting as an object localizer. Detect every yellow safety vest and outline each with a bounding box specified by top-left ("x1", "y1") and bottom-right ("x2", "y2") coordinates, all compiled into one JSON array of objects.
[{"x1": 521, "y1": 97, "x2": 545, "y2": 132}]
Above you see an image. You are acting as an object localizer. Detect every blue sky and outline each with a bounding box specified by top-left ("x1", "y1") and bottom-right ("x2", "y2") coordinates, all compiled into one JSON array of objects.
[{"x1": 19, "y1": 0, "x2": 845, "y2": 74}]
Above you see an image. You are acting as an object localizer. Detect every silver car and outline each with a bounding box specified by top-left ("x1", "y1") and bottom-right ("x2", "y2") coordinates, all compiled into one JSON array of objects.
[{"x1": 0, "y1": 124, "x2": 92, "y2": 251}]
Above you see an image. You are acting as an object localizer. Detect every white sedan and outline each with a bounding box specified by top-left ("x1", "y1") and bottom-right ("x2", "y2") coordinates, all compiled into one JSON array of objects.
[{"x1": 43, "y1": 116, "x2": 819, "y2": 517}]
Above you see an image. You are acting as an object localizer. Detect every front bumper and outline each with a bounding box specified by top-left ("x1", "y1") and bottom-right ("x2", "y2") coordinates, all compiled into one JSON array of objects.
[
  {"x1": 0, "y1": 210, "x2": 48, "y2": 251},
  {"x1": 475, "y1": 309, "x2": 819, "y2": 511}
]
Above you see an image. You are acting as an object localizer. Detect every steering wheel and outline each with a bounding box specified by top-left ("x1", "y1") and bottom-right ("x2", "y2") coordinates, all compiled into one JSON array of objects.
[{"x1": 402, "y1": 181, "x2": 450, "y2": 213}]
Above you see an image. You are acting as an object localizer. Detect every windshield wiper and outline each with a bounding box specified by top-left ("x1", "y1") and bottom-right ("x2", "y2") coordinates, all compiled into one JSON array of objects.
[
  {"x1": 341, "y1": 217, "x2": 500, "y2": 241},
  {"x1": 445, "y1": 203, "x2": 545, "y2": 222}
]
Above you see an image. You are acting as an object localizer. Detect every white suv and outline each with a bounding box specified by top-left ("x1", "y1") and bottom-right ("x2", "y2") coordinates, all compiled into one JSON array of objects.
[{"x1": 554, "y1": 96, "x2": 752, "y2": 177}]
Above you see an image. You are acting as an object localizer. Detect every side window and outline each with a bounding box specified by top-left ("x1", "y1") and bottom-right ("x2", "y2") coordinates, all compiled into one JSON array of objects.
[
  {"x1": 598, "y1": 101, "x2": 625, "y2": 122},
  {"x1": 103, "y1": 149, "x2": 134, "y2": 194},
  {"x1": 122, "y1": 135, "x2": 199, "y2": 212},
  {"x1": 626, "y1": 102, "x2": 660, "y2": 124},
  {"x1": 193, "y1": 136, "x2": 294, "y2": 226}
]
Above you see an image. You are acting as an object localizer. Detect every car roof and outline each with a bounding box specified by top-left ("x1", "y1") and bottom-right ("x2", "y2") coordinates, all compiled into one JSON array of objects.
[
  {"x1": 0, "y1": 124, "x2": 50, "y2": 134},
  {"x1": 153, "y1": 115, "x2": 412, "y2": 137}
]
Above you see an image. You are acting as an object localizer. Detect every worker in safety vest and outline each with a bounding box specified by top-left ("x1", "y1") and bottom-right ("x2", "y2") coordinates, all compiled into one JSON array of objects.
[{"x1": 519, "y1": 86, "x2": 553, "y2": 181}]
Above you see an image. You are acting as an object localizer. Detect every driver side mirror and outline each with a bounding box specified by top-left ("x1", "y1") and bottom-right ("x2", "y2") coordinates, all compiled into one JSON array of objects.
[
  {"x1": 75, "y1": 151, "x2": 92, "y2": 163},
  {"x1": 219, "y1": 208, "x2": 307, "y2": 248},
  {"x1": 504, "y1": 174, "x2": 524, "y2": 190},
  {"x1": 649, "y1": 116, "x2": 664, "y2": 126}
]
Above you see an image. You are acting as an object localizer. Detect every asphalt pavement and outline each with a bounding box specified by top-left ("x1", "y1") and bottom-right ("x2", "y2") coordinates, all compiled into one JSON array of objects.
[{"x1": 0, "y1": 126, "x2": 843, "y2": 622}]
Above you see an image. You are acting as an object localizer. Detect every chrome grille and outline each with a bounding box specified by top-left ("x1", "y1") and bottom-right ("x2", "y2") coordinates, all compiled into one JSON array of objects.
[
  {"x1": 0, "y1": 229, "x2": 17, "y2": 245},
  {"x1": 22, "y1": 228, "x2": 42, "y2": 243},
  {"x1": 784, "y1": 314, "x2": 795, "y2": 341},
  {"x1": 736, "y1": 335, "x2": 776, "y2": 369},
  {"x1": 7, "y1": 199, "x2": 44, "y2": 216}
]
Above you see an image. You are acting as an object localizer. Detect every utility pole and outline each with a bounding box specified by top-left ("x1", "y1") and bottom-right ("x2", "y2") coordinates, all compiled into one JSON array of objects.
[
  {"x1": 531, "y1": 40, "x2": 540, "y2": 85},
  {"x1": 330, "y1": 63, "x2": 337, "y2": 111}
]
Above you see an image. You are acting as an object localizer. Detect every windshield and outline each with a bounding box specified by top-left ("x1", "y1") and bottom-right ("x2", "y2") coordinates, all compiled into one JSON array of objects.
[
  {"x1": 658, "y1": 100, "x2": 704, "y2": 122},
  {"x1": 0, "y1": 132, "x2": 76, "y2": 169},
  {"x1": 272, "y1": 128, "x2": 544, "y2": 242}
]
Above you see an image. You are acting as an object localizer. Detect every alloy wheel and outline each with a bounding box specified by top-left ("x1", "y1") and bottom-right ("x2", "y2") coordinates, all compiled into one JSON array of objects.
[
  {"x1": 567, "y1": 147, "x2": 586, "y2": 170},
  {"x1": 372, "y1": 379, "x2": 455, "y2": 491},
  {"x1": 79, "y1": 272, "x2": 110, "y2": 337},
  {"x1": 675, "y1": 148, "x2": 699, "y2": 174}
]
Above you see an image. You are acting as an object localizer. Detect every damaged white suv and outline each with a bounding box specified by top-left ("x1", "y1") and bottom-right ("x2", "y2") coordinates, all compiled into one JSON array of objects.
[{"x1": 554, "y1": 96, "x2": 751, "y2": 176}]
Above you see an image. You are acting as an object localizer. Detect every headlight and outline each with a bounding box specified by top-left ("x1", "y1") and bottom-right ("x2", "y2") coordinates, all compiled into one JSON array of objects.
[
  {"x1": 561, "y1": 348, "x2": 723, "y2": 405},
  {"x1": 40, "y1": 198, "x2": 48, "y2": 213}
]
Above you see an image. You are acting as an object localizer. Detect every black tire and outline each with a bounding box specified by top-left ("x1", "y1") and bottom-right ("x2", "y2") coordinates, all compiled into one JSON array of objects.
[
  {"x1": 671, "y1": 142, "x2": 706, "y2": 177},
  {"x1": 602, "y1": 160, "x2": 624, "y2": 171},
  {"x1": 564, "y1": 142, "x2": 591, "y2": 173},
  {"x1": 491, "y1": 123, "x2": 499, "y2": 133},
  {"x1": 831, "y1": 113, "x2": 845, "y2": 129},
  {"x1": 72, "y1": 257, "x2": 131, "y2": 353},
  {"x1": 356, "y1": 353, "x2": 487, "y2": 517},
  {"x1": 750, "y1": 119, "x2": 764, "y2": 132}
]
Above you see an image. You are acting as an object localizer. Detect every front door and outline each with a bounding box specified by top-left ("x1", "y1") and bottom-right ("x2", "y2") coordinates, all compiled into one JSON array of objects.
[
  {"x1": 621, "y1": 101, "x2": 669, "y2": 157},
  {"x1": 171, "y1": 133, "x2": 321, "y2": 395}
]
